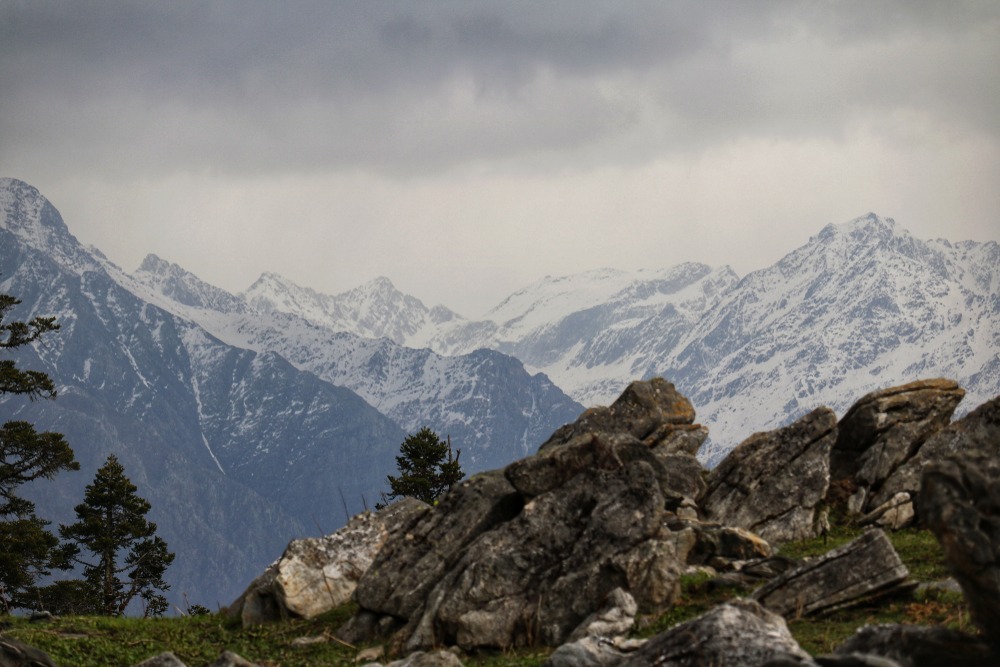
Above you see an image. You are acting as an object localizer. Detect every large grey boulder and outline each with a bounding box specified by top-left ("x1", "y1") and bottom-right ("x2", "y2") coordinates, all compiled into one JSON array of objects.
[
  {"x1": 618, "y1": 599, "x2": 811, "y2": 667},
  {"x1": 700, "y1": 407, "x2": 837, "y2": 543},
  {"x1": 829, "y1": 379, "x2": 964, "y2": 515},
  {"x1": 918, "y1": 449, "x2": 1000, "y2": 646},
  {"x1": 753, "y1": 528, "x2": 910, "y2": 618},
  {"x1": 342, "y1": 378, "x2": 698, "y2": 653},
  {"x1": 403, "y1": 457, "x2": 681, "y2": 651},
  {"x1": 228, "y1": 498, "x2": 428, "y2": 625},
  {"x1": 876, "y1": 394, "x2": 1000, "y2": 513},
  {"x1": 539, "y1": 378, "x2": 699, "y2": 451}
]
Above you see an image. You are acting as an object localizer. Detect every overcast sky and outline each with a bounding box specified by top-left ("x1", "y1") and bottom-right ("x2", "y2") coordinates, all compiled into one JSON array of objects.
[{"x1": 2, "y1": 1, "x2": 998, "y2": 317}]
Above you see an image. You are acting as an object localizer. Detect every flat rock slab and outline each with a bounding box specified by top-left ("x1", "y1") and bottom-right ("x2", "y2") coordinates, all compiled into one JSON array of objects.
[{"x1": 753, "y1": 528, "x2": 909, "y2": 618}]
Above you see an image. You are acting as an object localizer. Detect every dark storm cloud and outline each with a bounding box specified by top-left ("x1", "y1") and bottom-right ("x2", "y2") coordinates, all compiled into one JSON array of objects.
[{"x1": 5, "y1": 0, "x2": 993, "y2": 181}]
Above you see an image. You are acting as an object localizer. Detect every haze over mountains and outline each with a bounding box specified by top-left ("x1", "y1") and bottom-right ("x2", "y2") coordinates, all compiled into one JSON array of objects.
[{"x1": 1, "y1": 176, "x2": 998, "y2": 608}]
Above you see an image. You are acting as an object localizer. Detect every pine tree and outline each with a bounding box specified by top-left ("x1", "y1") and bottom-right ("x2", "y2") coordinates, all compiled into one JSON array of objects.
[
  {"x1": 0, "y1": 293, "x2": 78, "y2": 613},
  {"x1": 379, "y1": 427, "x2": 463, "y2": 508},
  {"x1": 59, "y1": 455, "x2": 175, "y2": 617}
]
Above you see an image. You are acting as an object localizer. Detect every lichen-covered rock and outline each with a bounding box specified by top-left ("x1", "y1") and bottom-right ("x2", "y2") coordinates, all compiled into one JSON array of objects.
[
  {"x1": 876, "y1": 394, "x2": 1000, "y2": 510},
  {"x1": 700, "y1": 407, "x2": 837, "y2": 543},
  {"x1": 539, "y1": 378, "x2": 699, "y2": 451},
  {"x1": 228, "y1": 498, "x2": 428, "y2": 625},
  {"x1": 752, "y1": 528, "x2": 910, "y2": 618},
  {"x1": 618, "y1": 599, "x2": 811, "y2": 667},
  {"x1": 918, "y1": 450, "x2": 1000, "y2": 645},
  {"x1": 404, "y1": 459, "x2": 680, "y2": 651},
  {"x1": 354, "y1": 470, "x2": 523, "y2": 621},
  {"x1": 829, "y1": 379, "x2": 964, "y2": 513}
]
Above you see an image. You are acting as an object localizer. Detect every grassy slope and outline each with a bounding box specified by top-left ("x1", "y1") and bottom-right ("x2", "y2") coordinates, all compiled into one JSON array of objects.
[{"x1": 2, "y1": 527, "x2": 975, "y2": 667}]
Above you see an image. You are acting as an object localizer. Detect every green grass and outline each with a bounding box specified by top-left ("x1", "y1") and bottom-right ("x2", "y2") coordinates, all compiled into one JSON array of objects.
[{"x1": 1, "y1": 527, "x2": 971, "y2": 666}]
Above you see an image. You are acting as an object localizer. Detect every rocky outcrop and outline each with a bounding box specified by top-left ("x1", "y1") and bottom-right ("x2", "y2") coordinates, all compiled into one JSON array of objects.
[
  {"x1": 918, "y1": 450, "x2": 1000, "y2": 646},
  {"x1": 340, "y1": 378, "x2": 702, "y2": 653},
  {"x1": 700, "y1": 407, "x2": 837, "y2": 543},
  {"x1": 877, "y1": 394, "x2": 1000, "y2": 514},
  {"x1": 752, "y1": 529, "x2": 910, "y2": 618},
  {"x1": 828, "y1": 379, "x2": 964, "y2": 517},
  {"x1": 618, "y1": 599, "x2": 811, "y2": 666},
  {"x1": 227, "y1": 498, "x2": 428, "y2": 626}
]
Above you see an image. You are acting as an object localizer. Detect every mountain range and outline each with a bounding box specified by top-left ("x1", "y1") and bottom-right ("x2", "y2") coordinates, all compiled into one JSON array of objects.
[
  {"x1": 1, "y1": 175, "x2": 997, "y2": 609},
  {"x1": 0, "y1": 177, "x2": 581, "y2": 609}
]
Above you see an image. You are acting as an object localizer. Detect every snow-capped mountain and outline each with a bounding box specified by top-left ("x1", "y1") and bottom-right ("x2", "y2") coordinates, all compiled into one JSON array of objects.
[
  {"x1": 0, "y1": 179, "x2": 400, "y2": 608},
  {"x1": 660, "y1": 214, "x2": 1000, "y2": 463},
  {"x1": 428, "y1": 264, "x2": 741, "y2": 405},
  {"x1": 238, "y1": 213, "x2": 998, "y2": 469},
  {"x1": 242, "y1": 272, "x2": 461, "y2": 345},
  {"x1": 132, "y1": 257, "x2": 583, "y2": 471}
]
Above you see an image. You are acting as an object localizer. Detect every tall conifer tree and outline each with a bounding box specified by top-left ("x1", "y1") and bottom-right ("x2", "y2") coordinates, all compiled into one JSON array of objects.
[
  {"x1": 0, "y1": 293, "x2": 77, "y2": 612},
  {"x1": 60, "y1": 455, "x2": 174, "y2": 617}
]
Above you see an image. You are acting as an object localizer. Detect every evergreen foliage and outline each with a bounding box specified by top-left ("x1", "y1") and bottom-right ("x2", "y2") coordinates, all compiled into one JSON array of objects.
[
  {"x1": 0, "y1": 293, "x2": 78, "y2": 612},
  {"x1": 379, "y1": 427, "x2": 463, "y2": 507},
  {"x1": 59, "y1": 455, "x2": 175, "y2": 617}
]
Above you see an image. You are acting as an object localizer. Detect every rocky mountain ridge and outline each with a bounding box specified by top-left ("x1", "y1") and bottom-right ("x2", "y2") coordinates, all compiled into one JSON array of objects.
[{"x1": 240, "y1": 214, "x2": 999, "y2": 466}]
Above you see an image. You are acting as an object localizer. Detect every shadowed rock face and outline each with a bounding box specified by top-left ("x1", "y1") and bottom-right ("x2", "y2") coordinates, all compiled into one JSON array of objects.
[
  {"x1": 700, "y1": 407, "x2": 837, "y2": 543},
  {"x1": 829, "y1": 378, "x2": 965, "y2": 515},
  {"x1": 918, "y1": 450, "x2": 1000, "y2": 646},
  {"x1": 340, "y1": 378, "x2": 701, "y2": 652}
]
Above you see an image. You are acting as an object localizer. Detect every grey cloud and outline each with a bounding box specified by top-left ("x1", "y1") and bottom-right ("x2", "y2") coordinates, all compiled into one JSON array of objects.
[{"x1": 1, "y1": 1, "x2": 997, "y2": 181}]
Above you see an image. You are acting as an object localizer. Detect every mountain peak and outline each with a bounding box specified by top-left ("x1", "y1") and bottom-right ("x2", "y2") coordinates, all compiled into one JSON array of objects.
[{"x1": 133, "y1": 253, "x2": 245, "y2": 313}]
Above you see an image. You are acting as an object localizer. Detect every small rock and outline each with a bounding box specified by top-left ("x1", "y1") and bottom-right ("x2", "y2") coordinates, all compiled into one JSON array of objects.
[
  {"x1": 859, "y1": 492, "x2": 914, "y2": 531},
  {"x1": 618, "y1": 599, "x2": 811, "y2": 666},
  {"x1": 132, "y1": 653, "x2": 187, "y2": 667}
]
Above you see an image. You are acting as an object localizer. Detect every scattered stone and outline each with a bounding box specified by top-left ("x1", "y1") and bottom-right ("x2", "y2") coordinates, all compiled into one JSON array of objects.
[
  {"x1": 385, "y1": 650, "x2": 464, "y2": 667},
  {"x1": 545, "y1": 636, "x2": 645, "y2": 667},
  {"x1": 207, "y1": 652, "x2": 261, "y2": 667},
  {"x1": 859, "y1": 492, "x2": 915, "y2": 531},
  {"x1": 0, "y1": 638, "x2": 57, "y2": 667},
  {"x1": 753, "y1": 529, "x2": 910, "y2": 618},
  {"x1": 701, "y1": 407, "x2": 837, "y2": 543},
  {"x1": 686, "y1": 523, "x2": 773, "y2": 567},
  {"x1": 132, "y1": 653, "x2": 187, "y2": 667},
  {"x1": 618, "y1": 599, "x2": 811, "y2": 667},
  {"x1": 355, "y1": 645, "x2": 386, "y2": 663},
  {"x1": 289, "y1": 635, "x2": 328, "y2": 647},
  {"x1": 228, "y1": 498, "x2": 428, "y2": 625},
  {"x1": 918, "y1": 450, "x2": 1000, "y2": 645}
]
